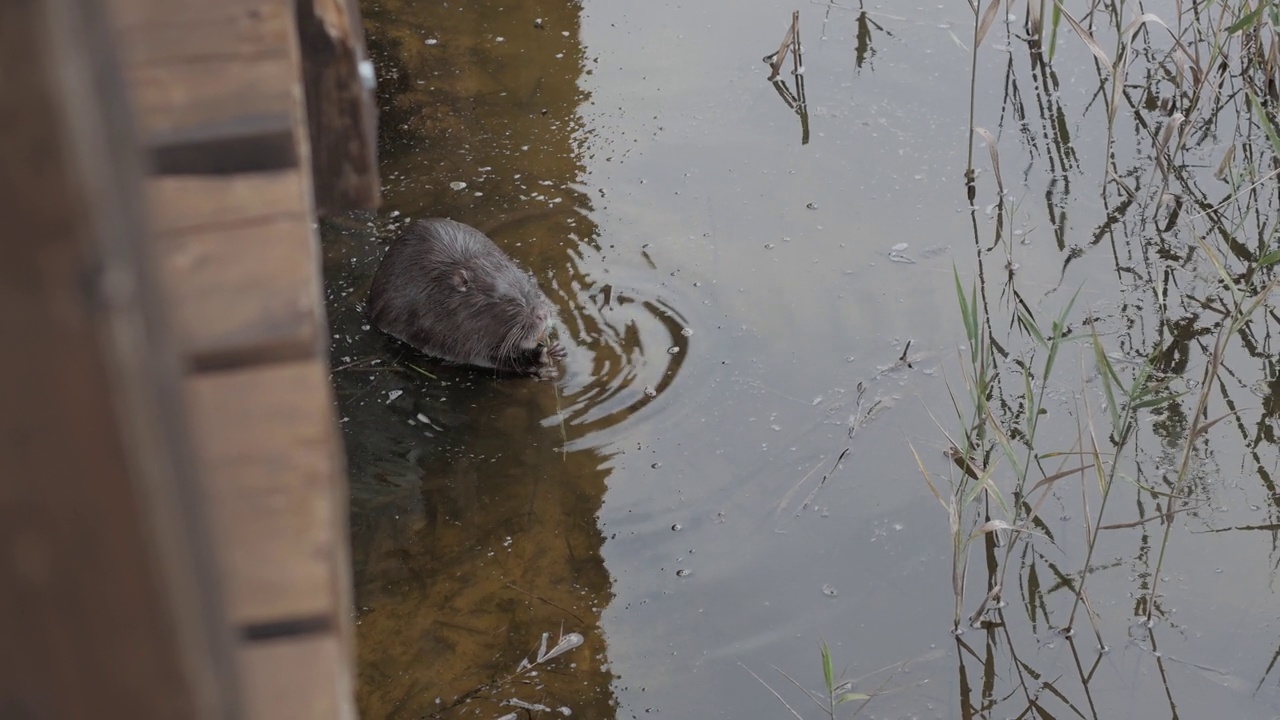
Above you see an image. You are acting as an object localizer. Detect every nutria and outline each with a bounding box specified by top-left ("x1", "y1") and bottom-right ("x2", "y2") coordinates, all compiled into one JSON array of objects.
[{"x1": 367, "y1": 218, "x2": 565, "y2": 379}]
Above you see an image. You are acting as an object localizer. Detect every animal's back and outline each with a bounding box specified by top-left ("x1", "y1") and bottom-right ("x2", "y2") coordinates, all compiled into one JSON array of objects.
[{"x1": 367, "y1": 218, "x2": 563, "y2": 377}]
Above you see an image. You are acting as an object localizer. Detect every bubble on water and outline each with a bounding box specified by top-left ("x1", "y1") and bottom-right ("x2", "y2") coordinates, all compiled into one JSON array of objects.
[
  {"x1": 386, "y1": 390, "x2": 403, "y2": 403},
  {"x1": 449, "y1": 181, "x2": 467, "y2": 190},
  {"x1": 676, "y1": 568, "x2": 692, "y2": 577},
  {"x1": 643, "y1": 386, "x2": 657, "y2": 397},
  {"x1": 822, "y1": 584, "x2": 839, "y2": 598},
  {"x1": 425, "y1": 38, "x2": 439, "y2": 45},
  {"x1": 764, "y1": 242, "x2": 776, "y2": 249},
  {"x1": 806, "y1": 202, "x2": 819, "y2": 209},
  {"x1": 668, "y1": 346, "x2": 680, "y2": 355},
  {"x1": 671, "y1": 523, "x2": 682, "y2": 532},
  {"x1": 891, "y1": 242, "x2": 909, "y2": 251},
  {"x1": 681, "y1": 327, "x2": 693, "y2": 337},
  {"x1": 651, "y1": 462, "x2": 662, "y2": 469}
]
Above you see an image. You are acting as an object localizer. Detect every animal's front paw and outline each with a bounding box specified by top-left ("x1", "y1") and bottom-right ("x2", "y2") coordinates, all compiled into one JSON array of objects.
[{"x1": 530, "y1": 343, "x2": 565, "y2": 380}]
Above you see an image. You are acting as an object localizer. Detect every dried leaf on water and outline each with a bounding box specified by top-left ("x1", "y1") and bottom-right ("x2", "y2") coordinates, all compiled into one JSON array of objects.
[
  {"x1": 972, "y1": 126, "x2": 1005, "y2": 196},
  {"x1": 974, "y1": 0, "x2": 1005, "y2": 49},
  {"x1": 1054, "y1": 2, "x2": 1113, "y2": 69}
]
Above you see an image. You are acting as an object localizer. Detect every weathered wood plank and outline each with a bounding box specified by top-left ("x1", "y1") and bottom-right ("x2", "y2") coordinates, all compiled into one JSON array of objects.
[
  {"x1": 0, "y1": 1, "x2": 241, "y2": 717},
  {"x1": 186, "y1": 359, "x2": 348, "y2": 627},
  {"x1": 128, "y1": 55, "x2": 302, "y2": 141},
  {"x1": 240, "y1": 634, "x2": 357, "y2": 720},
  {"x1": 147, "y1": 170, "x2": 308, "y2": 233},
  {"x1": 149, "y1": 113, "x2": 299, "y2": 175},
  {"x1": 107, "y1": 0, "x2": 307, "y2": 167},
  {"x1": 298, "y1": 0, "x2": 381, "y2": 214},
  {"x1": 160, "y1": 214, "x2": 323, "y2": 369},
  {"x1": 110, "y1": 0, "x2": 293, "y2": 65}
]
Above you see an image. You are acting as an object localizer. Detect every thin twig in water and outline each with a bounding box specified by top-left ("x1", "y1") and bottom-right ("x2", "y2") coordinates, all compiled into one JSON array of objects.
[
  {"x1": 332, "y1": 354, "x2": 381, "y2": 372},
  {"x1": 797, "y1": 448, "x2": 851, "y2": 515},
  {"x1": 775, "y1": 455, "x2": 828, "y2": 517},
  {"x1": 765, "y1": 11, "x2": 801, "y2": 80},
  {"x1": 738, "y1": 659, "x2": 805, "y2": 720},
  {"x1": 506, "y1": 582, "x2": 586, "y2": 624}
]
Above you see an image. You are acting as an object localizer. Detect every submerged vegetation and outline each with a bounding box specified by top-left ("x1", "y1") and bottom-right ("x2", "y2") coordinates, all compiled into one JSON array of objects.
[
  {"x1": 771, "y1": 0, "x2": 1280, "y2": 716},
  {"x1": 920, "y1": 0, "x2": 1280, "y2": 716}
]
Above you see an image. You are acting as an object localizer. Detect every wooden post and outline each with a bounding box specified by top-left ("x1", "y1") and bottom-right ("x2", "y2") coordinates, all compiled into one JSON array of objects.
[
  {"x1": 297, "y1": 0, "x2": 381, "y2": 216},
  {"x1": 0, "y1": 1, "x2": 242, "y2": 718}
]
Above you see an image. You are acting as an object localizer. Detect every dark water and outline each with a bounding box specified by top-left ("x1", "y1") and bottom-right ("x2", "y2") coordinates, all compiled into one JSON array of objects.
[{"x1": 325, "y1": 1, "x2": 1280, "y2": 718}]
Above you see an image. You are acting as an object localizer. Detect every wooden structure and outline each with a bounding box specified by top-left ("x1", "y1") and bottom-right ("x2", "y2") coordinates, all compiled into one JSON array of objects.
[{"x1": 0, "y1": 0, "x2": 378, "y2": 717}]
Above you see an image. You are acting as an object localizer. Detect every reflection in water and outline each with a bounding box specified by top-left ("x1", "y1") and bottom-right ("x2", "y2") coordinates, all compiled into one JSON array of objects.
[
  {"x1": 558, "y1": 289, "x2": 690, "y2": 445},
  {"x1": 326, "y1": 1, "x2": 690, "y2": 717},
  {"x1": 327, "y1": 0, "x2": 1280, "y2": 717},
  {"x1": 763, "y1": 11, "x2": 810, "y2": 145},
  {"x1": 335, "y1": 1, "x2": 606, "y2": 717},
  {"x1": 943, "y1": 2, "x2": 1280, "y2": 717}
]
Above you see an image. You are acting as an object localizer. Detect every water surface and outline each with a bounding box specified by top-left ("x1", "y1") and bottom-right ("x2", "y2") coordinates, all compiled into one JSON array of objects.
[{"x1": 326, "y1": 1, "x2": 1280, "y2": 717}]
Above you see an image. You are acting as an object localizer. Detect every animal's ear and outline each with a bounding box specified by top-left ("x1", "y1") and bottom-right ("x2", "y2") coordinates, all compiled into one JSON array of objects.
[{"x1": 452, "y1": 268, "x2": 470, "y2": 292}]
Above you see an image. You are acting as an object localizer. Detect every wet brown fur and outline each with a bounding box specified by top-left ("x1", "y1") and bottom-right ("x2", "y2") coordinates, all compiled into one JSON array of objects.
[{"x1": 368, "y1": 218, "x2": 564, "y2": 378}]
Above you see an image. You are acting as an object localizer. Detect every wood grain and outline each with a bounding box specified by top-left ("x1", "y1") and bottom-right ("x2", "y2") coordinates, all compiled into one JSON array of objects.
[
  {"x1": 0, "y1": 1, "x2": 241, "y2": 717},
  {"x1": 186, "y1": 359, "x2": 348, "y2": 627}
]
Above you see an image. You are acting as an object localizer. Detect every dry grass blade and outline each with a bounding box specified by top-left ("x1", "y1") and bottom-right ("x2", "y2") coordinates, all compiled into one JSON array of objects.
[
  {"x1": 974, "y1": 0, "x2": 1005, "y2": 49},
  {"x1": 796, "y1": 448, "x2": 852, "y2": 515},
  {"x1": 1191, "y1": 166, "x2": 1280, "y2": 218},
  {"x1": 945, "y1": 445, "x2": 984, "y2": 480},
  {"x1": 1018, "y1": 462, "x2": 1092, "y2": 537},
  {"x1": 1026, "y1": 463, "x2": 1094, "y2": 495},
  {"x1": 1189, "y1": 411, "x2": 1235, "y2": 441},
  {"x1": 961, "y1": 457, "x2": 1011, "y2": 518},
  {"x1": 907, "y1": 436, "x2": 951, "y2": 513},
  {"x1": 1154, "y1": 112, "x2": 1185, "y2": 178},
  {"x1": 1169, "y1": 36, "x2": 1205, "y2": 88},
  {"x1": 1108, "y1": 164, "x2": 1136, "y2": 198},
  {"x1": 774, "y1": 455, "x2": 827, "y2": 517},
  {"x1": 774, "y1": 663, "x2": 832, "y2": 714},
  {"x1": 1213, "y1": 143, "x2": 1236, "y2": 181},
  {"x1": 737, "y1": 660, "x2": 805, "y2": 720},
  {"x1": 1098, "y1": 505, "x2": 1200, "y2": 530},
  {"x1": 1024, "y1": 0, "x2": 1041, "y2": 37},
  {"x1": 966, "y1": 583, "x2": 1003, "y2": 626},
  {"x1": 1054, "y1": 1, "x2": 1112, "y2": 69},
  {"x1": 973, "y1": 127, "x2": 1005, "y2": 196},
  {"x1": 1120, "y1": 12, "x2": 1165, "y2": 44},
  {"x1": 766, "y1": 11, "x2": 800, "y2": 81}
]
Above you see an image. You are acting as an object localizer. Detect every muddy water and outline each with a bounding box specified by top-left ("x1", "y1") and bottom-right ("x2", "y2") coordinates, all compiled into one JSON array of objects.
[{"x1": 325, "y1": 1, "x2": 1280, "y2": 718}]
